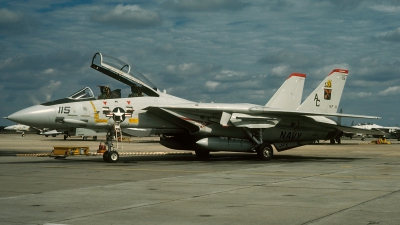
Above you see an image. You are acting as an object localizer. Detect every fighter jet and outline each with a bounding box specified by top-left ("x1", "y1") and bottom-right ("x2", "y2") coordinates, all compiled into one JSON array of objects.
[
  {"x1": 4, "y1": 124, "x2": 63, "y2": 137},
  {"x1": 4, "y1": 124, "x2": 32, "y2": 137},
  {"x1": 350, "y1": 122, "x2": 400, "y2": 140},
  {"x1": 6, "y1": 52, "x2": 381, "y2": 163}
]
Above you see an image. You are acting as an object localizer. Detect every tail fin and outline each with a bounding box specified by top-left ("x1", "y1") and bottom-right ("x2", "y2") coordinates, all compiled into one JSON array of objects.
[
  {"x1": 265, "y1": 73, "x2": 306, "y2": 110},
  {"x1": 297, "y1": 69, "x2": 348, "y2": 113}
]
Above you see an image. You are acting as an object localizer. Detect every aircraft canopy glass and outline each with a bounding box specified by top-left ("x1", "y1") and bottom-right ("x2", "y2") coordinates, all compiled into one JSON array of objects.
[
  {"x1": 68, "y1": 87, "x2": 95, "y2": 100},
  {"x1": 91, "y1": 52, "x2": 159, "y2": 97}
]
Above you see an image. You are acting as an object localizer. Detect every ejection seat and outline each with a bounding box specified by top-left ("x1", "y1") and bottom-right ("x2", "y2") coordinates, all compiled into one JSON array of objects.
[{"x1": 98, "y1": 86, "x2": 121, "y2": 99}]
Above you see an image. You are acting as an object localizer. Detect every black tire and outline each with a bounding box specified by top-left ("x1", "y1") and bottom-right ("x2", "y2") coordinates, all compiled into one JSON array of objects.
[
  {"x1": 64, "y1": 135, "x2": 67, "y2": 140},
  {"x1": 103, "y1": 152, "x2": 109, "y2": 162},
  {"x1": 330, "y1": 139, "x2": 335, "y2": 144},
  {"x1": 195, "y1": 150, "x2": 210, "y2": 159},
  {"x1": 108, "y1": 151, "x2": 119, "y2": 163},
  {"x1": 257, "y1": 143, "x2": 273, "y2": 161}
]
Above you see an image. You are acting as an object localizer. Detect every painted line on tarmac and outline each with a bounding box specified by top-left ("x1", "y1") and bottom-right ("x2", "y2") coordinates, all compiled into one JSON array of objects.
[
  {"x1": 16, "y1": 152, "x2": 193, "y2": 157},
  {"x1": 91, "y1": 152, "x2": 193, "y2": 156},
  {"x1": 16, "y1": 153, "x2": 51, "y2": 157}
]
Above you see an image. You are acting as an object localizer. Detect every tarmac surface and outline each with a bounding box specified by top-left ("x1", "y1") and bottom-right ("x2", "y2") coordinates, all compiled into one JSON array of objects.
[{"x1": 0, "y1": 134, "x2": 400, "y2": 225}]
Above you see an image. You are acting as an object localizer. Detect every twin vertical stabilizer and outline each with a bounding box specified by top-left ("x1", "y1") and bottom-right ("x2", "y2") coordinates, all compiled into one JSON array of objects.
[
  {"x1": 297, "y1": 69, "x2": 348, "y2": 113},
  {"x1": 265, "y1": 73, "x2": 306, "y2": 110}
]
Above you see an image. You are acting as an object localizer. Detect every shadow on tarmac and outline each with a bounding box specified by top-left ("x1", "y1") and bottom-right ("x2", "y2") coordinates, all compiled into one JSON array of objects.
[{"x1": 0, "y1": 152, "x2": 366, "y2": 165}]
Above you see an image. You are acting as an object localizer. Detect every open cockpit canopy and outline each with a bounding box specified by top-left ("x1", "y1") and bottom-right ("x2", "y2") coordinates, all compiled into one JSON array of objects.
[{"x1": 91, "y1": 52, "x2": 159, "y2": 97}]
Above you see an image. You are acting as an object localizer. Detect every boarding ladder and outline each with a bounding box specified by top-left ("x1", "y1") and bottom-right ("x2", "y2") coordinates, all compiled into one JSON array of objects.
[{"x1": 113, "y1": 122, "x2": 123, "y2": 149}]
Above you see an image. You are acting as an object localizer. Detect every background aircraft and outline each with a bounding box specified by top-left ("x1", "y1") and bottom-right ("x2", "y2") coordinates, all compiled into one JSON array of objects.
[
  {"x1": 6, "y1": 52, "x2": 381, "y2": 163},
  {"x1": 349, "y1": 122, "x2": 400, "y2": 141},
  {"x1": 4, "y1": 124, "x2": 64, "y2": 137},
  {"x1": 4, "y1": 124, "x2": 32, "y2": 137}
]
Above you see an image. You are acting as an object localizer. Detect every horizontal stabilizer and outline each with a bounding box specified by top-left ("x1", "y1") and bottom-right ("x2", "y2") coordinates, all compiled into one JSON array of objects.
[{"x1": 335, "y1": 125, "x2": 385, "y2": 135}]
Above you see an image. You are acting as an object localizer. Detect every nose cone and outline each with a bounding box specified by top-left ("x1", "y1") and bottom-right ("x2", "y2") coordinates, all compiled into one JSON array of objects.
[
  {"x1": 4, "y1": 126, "x2": 15, "y2": 131},
  {"x1": 7, "y1": 105, "x2": 56, "y2": 127}
]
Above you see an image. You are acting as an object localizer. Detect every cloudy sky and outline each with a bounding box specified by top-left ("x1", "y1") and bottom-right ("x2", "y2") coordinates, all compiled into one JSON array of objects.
[{"x1": 1, "y1": 0, "x2": 399, "y2": 127}]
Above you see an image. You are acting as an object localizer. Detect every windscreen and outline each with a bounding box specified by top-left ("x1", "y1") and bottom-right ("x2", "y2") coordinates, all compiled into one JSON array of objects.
[{"x1": 68, "y1": 87, "x2": 95, "y2": 99}]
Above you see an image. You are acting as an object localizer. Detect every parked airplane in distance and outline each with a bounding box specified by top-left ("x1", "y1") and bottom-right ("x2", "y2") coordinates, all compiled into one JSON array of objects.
[
  {"x1": 3, "y1": 124, "x2": 63, "y2": 137},
  {"x1": 350, "y1": 122, "x2": 400, "y2": 141},
  {"x1": 6, "y1": 52, "x2": 381, "y2": 162},
  {"x1": 4, "y1": 124, "x2": 31, "y2": 137}
]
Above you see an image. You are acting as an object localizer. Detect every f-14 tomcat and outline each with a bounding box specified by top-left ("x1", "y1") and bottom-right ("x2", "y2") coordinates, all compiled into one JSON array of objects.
[{"x1": 6, "y1": 52, "x2": 382, "y2": 162}]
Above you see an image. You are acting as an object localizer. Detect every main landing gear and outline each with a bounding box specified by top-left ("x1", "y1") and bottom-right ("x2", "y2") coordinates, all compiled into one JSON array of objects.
[
  {"x1": 256, "y1": 142, "x2": 273, "y2": 161},
  {"x1": 244, "y1": 128, "x2": 274, "y2": 161}
]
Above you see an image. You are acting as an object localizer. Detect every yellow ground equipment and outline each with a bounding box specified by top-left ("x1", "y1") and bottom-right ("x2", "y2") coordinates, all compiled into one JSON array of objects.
[
  {"x1": 51, "y1": 146, "x2": 90, "y2": 157},
  {"x1": 370, "y1": 138, "x2": 391, "y2": 144},
  {"x1": 97, "y1": 142, "x2": 107, "y2": 154}
]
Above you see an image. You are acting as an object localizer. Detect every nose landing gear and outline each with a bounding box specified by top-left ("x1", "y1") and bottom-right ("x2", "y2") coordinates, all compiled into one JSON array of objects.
[
  {"x1": 103, "y1": 150, "x2": 120, "y2": 163},
  {"x1": 102, "y1": 123, "x2": 122, "y2": 163}
]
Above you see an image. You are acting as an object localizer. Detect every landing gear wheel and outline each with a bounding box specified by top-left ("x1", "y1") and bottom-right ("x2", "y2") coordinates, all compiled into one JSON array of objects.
[
  {"x1": 108, "y1": 151, "x2": 119, "y2": 163},
  {"x1": 257, "y1": 143, "x2": 273, "y2": 161},
  {"x1": 195, "y1": 150, "x2": 210, "y2": 159},
  {"x1": 103, "y1": 151, "x2": 109, "y2": 162},
  {"x1": 64, "y1": 135, "x2": 67, "y2": 140}
]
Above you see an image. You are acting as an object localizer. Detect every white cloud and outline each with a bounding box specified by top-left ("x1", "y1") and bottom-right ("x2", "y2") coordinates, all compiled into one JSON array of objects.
[
  {"x1": 378, "y1": 86, "x2": 400, "y2": 96},
  {"x1": 205, "y1": 81, "x2": 220, "y2": 91},
  {"x1": 356, "y1": 92, "x2": 372, "y2": 97},
  {"x1": 0, "y1": 8, "x2": 22, "y2": 23},
  {"x1": 377, "y1": 27, "x2": 400, "y2": 42},
  {"x1": 165, "y1": 63, "x2": 220, "y2": 76},
  {"x1": 91, "y1": 4, "x2": 161, "y2": 28},
  {"x1": 270, "y1": 65, "x2": 289, "y2": 77},
  {"x1": 313, "y1": 64, "x2": 350, "y2": 77},
  {"x1": 27, "y1": 80, "x2": 62, "y2": 104},
  {"x1": 43, "y1": 68, "x2": 54, "y2": 74},
  {"x1": 41, "y1": 80, "x2": 61, "y2": 102},
  {"x1": 163, "y1": 0, "x2": 249, "y2": 12},
  {"x1": 166, "y1": 63, "x2": 199, "y2": 75},
  {"x1": 155, "y1": 43, "x2": 175, "y2": 54},
  {"x1": 0, "y1": 8, "x2": 38, "y2": 35},
  {"x1": 370, "y1": 5, "x2": 400, "y2": 13},
  {"x1": 214, "y1": 70, "x2": 247, "y2": 81}
]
